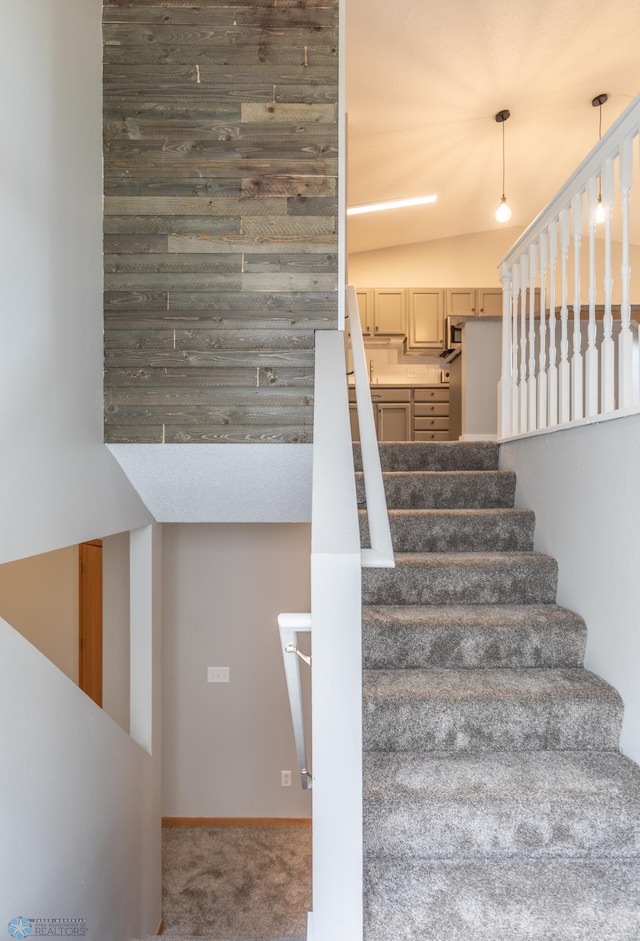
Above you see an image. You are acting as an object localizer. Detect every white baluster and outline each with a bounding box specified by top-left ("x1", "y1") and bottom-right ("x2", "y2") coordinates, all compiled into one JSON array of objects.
[
  {"x1": 571, "y1": 192, "x2": 584, "y2": 421},
  {"x1": 618, "y1": 135, "x2": 634, "y2": 407},
  {"x1": 601, "y1": 159, "x2": 615, "y2": 412},
  {"x1": 528, "y1": 243, "x2": 538, "y2": 431},
  {"x1": 498, "y1": 265, "x2": 514, "y2": 438},
  {"x1": 559, "y1": 208, "x2": 571, "y2": 423},
  {"x1": 519, "y1": 254, "x2": 529, "y2": 433},
  {"x1": 547, "y1": 220, "x2": 558, "y2": 427},
  {"x1": 538, "y1": 232, "x2": 548, "y2": 430},
  {"x1": 585, "y1": 177, "x2": 599, "y2": 417},
  {"x1": 511, "y1": 264, "x2": 520, "y2": 435}
]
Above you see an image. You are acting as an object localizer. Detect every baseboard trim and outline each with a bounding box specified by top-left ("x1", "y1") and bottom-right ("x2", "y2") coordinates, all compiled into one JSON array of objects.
[
  {"x1": 156, "y1": 918, "x2": 164, "y2": 935},
  {"x1": 162, "y1": 816, "x2": 312, "y2": 828}
]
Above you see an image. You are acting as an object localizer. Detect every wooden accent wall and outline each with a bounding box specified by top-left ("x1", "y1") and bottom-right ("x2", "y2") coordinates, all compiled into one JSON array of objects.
[{"x1": 103, "y1": 0, "x2": 339, "y2": 443}]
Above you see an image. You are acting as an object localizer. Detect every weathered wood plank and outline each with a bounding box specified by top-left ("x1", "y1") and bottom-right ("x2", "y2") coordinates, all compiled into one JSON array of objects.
[
  {"x1": 105, "y1": 387, "x2": 313, "y2": 407},
  {"x1": 104, "y1": 234, "x2": 168, "y2": 253},
  {"x1": 104, "y1": 366, "x2": 314, "y2": 387},
  {"x1": 104, "y1": 349, "x2": 314, "y2": 368},
  {"x1": 163, "y1": 290, "x2": 337, "y2": 311},
  {"x1": 104, "y1": 196, "x2": 287, "y2": 215},
  {"x1": 104, "y1": 112, "x2": 337, "y2": 140},
  {"x1": 103, "y1": 24, "x2": 337, "y2": 48},
  {"x1": 105, "y1": 328, "x2": 315, "y2": 350},
  {"x1": 105, "y1": 311, "x2": 331, "y2": 330},
  {"x1": 242, "y1": 253, "x2": 337, "y2": 273},
  {"x1": 103, "y1": 44, "x2": 337, "y2": 68},
  {"x1": 103, "y1": 5, "x2": 337, "y2": 27},
  {"x1": 104, "y1": 272, "x2": 243, "y2": 291},
  {"x1": 104, "y1": 0, "x2": 334, "y2": 8},
  {"x1": 104, "y1": 253, "x2": 242, "y2": 274},
  {"x1": 103, "y1": 178, "x2": 246, "y2": 199},
  {"x1": 104, "y1": 81, "x2": 338, "y2": 104},
  {"x1": 241, "y1": 176, "x2": 336, "y2": 197},
  {"x1": 241, "y1": 272, "x2": 337, "y2": 291},
  {"x1": 105, "y1": 291, "x2": 169, "y2": 310},
  {"x1": 105, "y1": 403, "x2": 313, "y2": 425},
  {"x1": 242, "y1": 215, "x2": 336, "y2": 237},
  {"x1": 104, "y1": 214, "x2": 242, "y2": 235},
  {"x1": 104, "y1": 425, "x2": 312, "y2": 445},
  {"x1": 241, "y1": 102, "x2": 336, "y2": 123},
  {"x1": 286, "y1": 196, "x2": 337, "y2": 216},
  {"x1": 166, "y1": 233, "x2": 337, "y2": 254}
]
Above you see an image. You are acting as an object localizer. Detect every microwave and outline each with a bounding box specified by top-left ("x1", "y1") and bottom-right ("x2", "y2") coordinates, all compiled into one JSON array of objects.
[{"x1": 444, "y1": 316, "x2": 462, "y2": 352}]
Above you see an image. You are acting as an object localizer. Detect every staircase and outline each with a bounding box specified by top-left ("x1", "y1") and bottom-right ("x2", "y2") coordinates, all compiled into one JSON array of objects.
[{"x1": 357, "y1": 441, "x2": 640, "y2": 940}]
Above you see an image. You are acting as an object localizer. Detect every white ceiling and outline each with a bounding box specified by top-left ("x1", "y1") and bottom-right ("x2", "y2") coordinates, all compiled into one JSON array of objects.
[{"x1": 346, "y1": 0, "x2": 640, "y2": 254}]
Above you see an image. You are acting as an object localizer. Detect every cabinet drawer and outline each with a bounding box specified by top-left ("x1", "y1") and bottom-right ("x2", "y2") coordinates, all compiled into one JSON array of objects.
[
  {"x1": 414, "y1": 402, "x2": 449, "y2": 418},
  {"x1": 414, "y1": 417, "x2": 449, "y2": 431},
  {"x1": 414, "y1": 388, "x2": 449, "y2": 403},
  {"x1": 414, "y1": 430, "x2": 449, "y2": 441},
  {"x1": 369, "y1": 388, "x2": 412, "y2": 402}
]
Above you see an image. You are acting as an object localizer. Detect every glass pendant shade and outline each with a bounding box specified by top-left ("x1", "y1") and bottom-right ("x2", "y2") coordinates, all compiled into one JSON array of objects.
[{"x1": 495, "y1": 197, "x2": 512, "y2": 223}]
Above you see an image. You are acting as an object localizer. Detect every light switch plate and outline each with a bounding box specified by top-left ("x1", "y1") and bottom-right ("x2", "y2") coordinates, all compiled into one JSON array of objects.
[{"x1": 207, "y1": 666, "x2": 230, "y2": 683}]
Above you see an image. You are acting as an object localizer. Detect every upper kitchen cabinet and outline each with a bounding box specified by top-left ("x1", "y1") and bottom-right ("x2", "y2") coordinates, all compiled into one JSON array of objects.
[
  {"x1": 406, "y1": 288, "x2": 444, "y2": 351},
  {"x1": 445, "y1": 288, "x2": 503, "y2": 317},
  {"x1": 355, "y1": 288, "x2": 407, "y2": 337}
]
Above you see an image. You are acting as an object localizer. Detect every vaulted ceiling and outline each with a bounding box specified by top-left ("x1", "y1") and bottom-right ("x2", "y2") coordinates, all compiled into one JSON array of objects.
[{"x1": 346, "y1": 0, "x2": 640, "y2": 254}]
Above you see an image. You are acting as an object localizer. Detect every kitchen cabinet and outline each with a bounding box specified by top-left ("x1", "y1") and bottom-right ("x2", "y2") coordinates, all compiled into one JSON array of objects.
[
  {"x1": 349, "y1": 388, "x2": 412, "y2": 442},
  {"x1": 406, "y1": 288, "x2": 444, "y2": 351},
  {"x1": 355, "y1": 288, "x2": 407, "y2": 337},
  {"x1": 413, "y1": 387, "x2": 450, "y2": 441},
  {"x1": 445, "y1": 288, "x2": 503, "y2": 317}
]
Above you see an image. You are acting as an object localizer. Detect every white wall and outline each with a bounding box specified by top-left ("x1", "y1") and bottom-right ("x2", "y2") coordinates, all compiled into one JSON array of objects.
[
  {"x1": 0, "y1": 1, "x2": 160, "y2": 935},
  {"x1": 461, "y1": 319, "x2": 502, "y2": 439},
  {"x1": 348, "y1": 227, "x2": 525, "y2": 286},
  {"x1": 0, "y1": 0, "x2": 152, "y2": 567},
  {"x1": 162, "y1": 523, "x2": 313, "y2": 818},
  {"x1": 0, "y1": 546, "x2": 79, "y2": 682},
  {"x1": 500, "y1": 412, "x2": 640, "y2": 762}
]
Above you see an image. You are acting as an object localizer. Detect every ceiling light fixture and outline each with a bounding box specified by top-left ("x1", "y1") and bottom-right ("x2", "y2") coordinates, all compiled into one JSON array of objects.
[
  {"x1": 347, "y1": 194, "x2": 438, "y2": 216},
  {"x1": 592, "y1": 93, "x2": 608, "y2": 224},
  {"x1": 494, "y1": 109, "x2": 512, "y2": 223}
]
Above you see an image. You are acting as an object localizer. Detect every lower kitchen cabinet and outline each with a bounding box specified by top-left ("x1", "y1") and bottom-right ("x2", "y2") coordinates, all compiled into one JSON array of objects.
[{"x1": 349, "y1": 386, "x2": 450, "y2": 442}]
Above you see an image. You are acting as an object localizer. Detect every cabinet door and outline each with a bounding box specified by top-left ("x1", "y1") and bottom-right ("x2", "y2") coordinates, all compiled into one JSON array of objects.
[
  {"x1": 376, "y1": 403, "x2": 412, "y2": 441},
  {"x1": 477, "y1": 288, "x2": 503, "y2": 317},
  {"x1": 373, "y1": 289, "x2": 406, "y2": 336},
  {"x1": 407, "y1": 289, "x2": 444, "y2": 350},
  {"x1": 446, "y1": 288, "x2": 477, "y2": 316},
  {"x1": 356, "y1": 289, "x2": 373, "y2": 336}
]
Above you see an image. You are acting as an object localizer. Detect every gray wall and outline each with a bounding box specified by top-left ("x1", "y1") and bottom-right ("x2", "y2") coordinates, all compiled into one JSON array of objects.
[
  {"x1": 162, "y1": 523, "x2": 312, "y2": 818},
  {"x1": 501, "y1": 411, "x2": 640, "y2": 762}
]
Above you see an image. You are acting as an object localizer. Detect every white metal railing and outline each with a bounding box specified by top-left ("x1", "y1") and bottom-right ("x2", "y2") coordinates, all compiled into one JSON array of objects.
[
  {"x1": 498, "y1": 93, "x2": 640, "y2": 440},
  {"x1": 278, "y1": 285, "x2": 395, "y2": 941}
]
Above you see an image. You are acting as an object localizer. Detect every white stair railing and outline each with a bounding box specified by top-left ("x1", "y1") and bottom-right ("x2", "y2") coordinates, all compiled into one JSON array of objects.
[
  {"x1": 279, "y1": 285, "x2": 394, "y2": 941},
  {"x1": 499, "y1": 93, "x2": 640, "y2": 439}
]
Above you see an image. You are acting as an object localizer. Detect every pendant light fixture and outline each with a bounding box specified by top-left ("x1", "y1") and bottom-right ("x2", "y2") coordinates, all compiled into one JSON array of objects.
[
  {"x1": 592, "y1": 93, "x2": 608, "y2": 224},
  {"x1": 495, "y1": 109, "x2": 512, "y2": 223}
]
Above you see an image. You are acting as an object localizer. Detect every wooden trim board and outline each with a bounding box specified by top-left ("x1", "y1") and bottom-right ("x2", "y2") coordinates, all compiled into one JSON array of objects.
[
  {"x1": 156, "y1": 919, "x2": 163, "y2": 935},
  {"x1": 162, "y1": 817, "x2": 311, "y2": 828}
]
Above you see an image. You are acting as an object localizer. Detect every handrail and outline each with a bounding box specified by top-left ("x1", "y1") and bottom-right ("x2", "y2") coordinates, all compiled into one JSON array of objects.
[
  {"x1": 498, "y1": 94, "x2": 640, "y2": 440},
  {"x1": 346, "y1": 284, "x2": 395, "y2": 568}
]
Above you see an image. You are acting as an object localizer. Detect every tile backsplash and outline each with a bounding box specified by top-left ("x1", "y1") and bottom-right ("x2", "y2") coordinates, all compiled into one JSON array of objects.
[{"x1": 353, "y1": 340, "x2": 444, "y2": 385}]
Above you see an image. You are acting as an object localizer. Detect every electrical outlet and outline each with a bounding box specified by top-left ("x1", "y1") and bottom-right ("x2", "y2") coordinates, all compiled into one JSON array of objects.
[
  {"x1": 281, "y1": 770, "x2": 292, "y2": 787},
  {"x1": 207, "y1": 666, "x2": 230, "y2": 683}
]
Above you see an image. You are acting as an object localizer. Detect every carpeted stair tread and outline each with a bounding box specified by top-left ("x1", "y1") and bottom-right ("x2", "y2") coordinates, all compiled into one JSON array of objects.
[
  {"x1": 363, "y1": 750, "x2": 640, "y2": 859},
  {"x1": 362, "y1": 552, "x2": 558, "y2": 605},
  {"x1": 356, "y1": 470, "x2": 516, "y2": 509},
  {"x1": 363, "y1": 667, "x2": 622, "y2": 752},
  {"x1": 364, "y1": 857, "x2": 640, "y2": 941},
  {"x1": 360, "y1": 508, "x2": 535, "y2": 552},
  {"x1": 362, "y1": 603, "x2": 586, "y2": 669},
  {"x1": 353, "y1": 440, "x2": 499, "y2": 472}
]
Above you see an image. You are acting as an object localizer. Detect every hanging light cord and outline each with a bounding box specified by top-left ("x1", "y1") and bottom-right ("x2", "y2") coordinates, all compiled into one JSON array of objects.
[{"x1": 501, "y1": 119, "x2": 506, "y2": 200}]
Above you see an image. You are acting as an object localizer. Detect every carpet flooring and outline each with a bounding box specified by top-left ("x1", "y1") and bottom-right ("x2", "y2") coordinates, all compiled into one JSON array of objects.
[{"x1": 133, "y1": 825, "x2": 310, "y2": 941}]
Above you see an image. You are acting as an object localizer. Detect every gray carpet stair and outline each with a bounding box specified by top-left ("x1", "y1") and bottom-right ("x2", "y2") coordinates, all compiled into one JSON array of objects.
[{"x1": 361, "y1": 441, "x2": 640, "y2": 941}]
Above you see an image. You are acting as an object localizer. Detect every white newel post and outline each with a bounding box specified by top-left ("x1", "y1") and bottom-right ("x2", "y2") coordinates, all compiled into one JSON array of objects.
[
  {"x1": 547, "y1": 220, "x2": 558, "y2": 428},
  {"x1": 619, "y1": 135, "x2": 634, "y2": 408},
  {"x1": 538, "y1": 232, "x2": 548, "y2": 430},
  {"x1": 519, "y1": 254, "x2": 529, "y2": 433},
  {"x1": 601, "y1": 159, "x2": 615, "y2": 413},
  {"x1": 585, "y1": 177, "x2": 599, "y2": 417},
  {"x1": 559, "y1": 208, "x2": 571, "y2": 424},
  {"x1": 570, "y1": 192, "x2": 584, "y2": 421},
  {"x1": 527, "y1": 243, "x2": 538, "y2": 432}
]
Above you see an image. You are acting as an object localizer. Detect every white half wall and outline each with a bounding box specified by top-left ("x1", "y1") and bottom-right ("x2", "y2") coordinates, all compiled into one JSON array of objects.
[
  {"x1": 0, "y1": 0, "x2": 151, "y2": 567},
  {"x1": 162, "y1": 523, "x2": 312, "y2": 817},
  {"x1": 500, "y1": 412, "x2": 640, "y2": 762}
]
